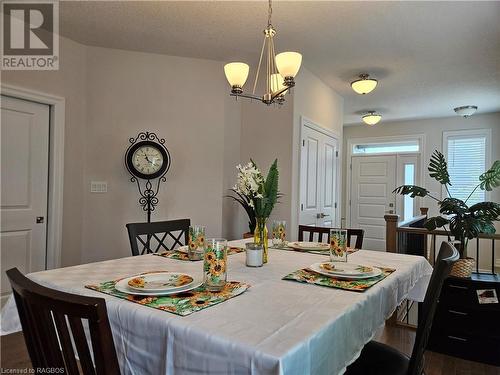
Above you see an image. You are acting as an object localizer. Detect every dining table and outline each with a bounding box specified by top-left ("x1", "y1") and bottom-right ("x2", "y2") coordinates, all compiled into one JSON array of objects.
[{"x1": 1, "y1": 238, "x2": 433, "y2": 375}]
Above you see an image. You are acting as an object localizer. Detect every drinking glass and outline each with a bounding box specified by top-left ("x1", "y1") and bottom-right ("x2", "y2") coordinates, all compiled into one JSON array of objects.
[
  {"x1": 330, "y1": 229, "x2": 348, "y2": 262},
  {"x1": 188, "y1": 225, "x2": 206, "y2": 261},
  {"x1": 272, "y1": 220, "x2": 287, "y2": 248},
  {"x1": 203, "y1": 238, "x2": 227, "y2": 291}
]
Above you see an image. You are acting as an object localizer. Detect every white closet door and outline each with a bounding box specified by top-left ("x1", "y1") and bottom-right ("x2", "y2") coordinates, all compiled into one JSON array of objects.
[
  {"x1": 299, "y1": 124, "x2": 339, "y2": 228},
  {"x1": 1, "y1": 95, "x2": 50, "y2": 305}
]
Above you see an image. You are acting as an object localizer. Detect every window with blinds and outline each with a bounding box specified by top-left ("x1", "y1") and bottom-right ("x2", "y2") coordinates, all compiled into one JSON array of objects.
[{"x1": 446, "y1": 133, "x2": 487, "y2": 205}]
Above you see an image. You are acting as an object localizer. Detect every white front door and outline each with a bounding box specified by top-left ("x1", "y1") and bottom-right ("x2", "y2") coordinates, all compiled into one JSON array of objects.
[
  {"x1": 350, "y1": 155, "x2": 396, "y2": 250},
  {"x1": 1, "y1": 95, "x2": 50, "y2": 305},
  {"x1": 299, "y1": 123, "x2": 339, "y2": 227}
]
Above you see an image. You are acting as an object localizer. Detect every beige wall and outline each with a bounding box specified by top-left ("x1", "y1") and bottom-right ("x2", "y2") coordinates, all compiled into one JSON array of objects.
[
  {"x1": 239, "y1": 98, "x2": 294, "y2": 235},
  {"x1": 82, "y1": 47, "x2": 241, "y2": 262},
  {"x1": 2, "y1": 40, "x2": 243, "y2": 265},
  {"x1": 2, "y1": 36, "x2": 87, "y2": 266},
  {"x1": 343, "y1": 112, "x2": 500, "y2": 268}
]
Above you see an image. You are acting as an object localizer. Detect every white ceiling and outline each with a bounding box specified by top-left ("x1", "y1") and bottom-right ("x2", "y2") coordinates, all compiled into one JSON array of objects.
[{"x1": 59, "y1": 1, "x2": 500, "y2": 125}]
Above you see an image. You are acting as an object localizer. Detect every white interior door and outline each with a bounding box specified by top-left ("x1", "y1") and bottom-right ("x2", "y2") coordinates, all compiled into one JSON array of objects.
[
  {"x1": 350, "y1": 155, "x2": 396, "y2": 250},
  {"x1": 299, "y1": 124, "x2": 339, "y2": 228},
  {"x1": 1, "y1": 95, "x2": 50, "y2": 305}
]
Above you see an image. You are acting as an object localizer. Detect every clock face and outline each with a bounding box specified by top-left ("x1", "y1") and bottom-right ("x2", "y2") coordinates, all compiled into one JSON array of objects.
[
  {"x1": 132, "y1": 146, "x2": 164, "y2": 175},
  {"x1": 126, "y1": 140, "x2": 169, "y2": 180}
]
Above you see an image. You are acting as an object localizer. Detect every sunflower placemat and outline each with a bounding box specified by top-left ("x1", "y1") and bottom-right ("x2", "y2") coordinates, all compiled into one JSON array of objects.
[
  {"x1": 85, "y1": 274, "x2": 250, "y2": 316},
  {"x1": 154, "y1": 246, "x2": 245, "y2": 261},
  {"x1": 282, "y1": 267, "x2": 395, "y2": 292}
]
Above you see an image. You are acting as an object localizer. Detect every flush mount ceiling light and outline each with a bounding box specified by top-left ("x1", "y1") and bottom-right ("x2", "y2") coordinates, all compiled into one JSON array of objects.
[
  {"x1": 223, "y1": 0, "x2": 302, "y2": 106},
  {"x1": 362, "y1": 111, "x2": 382, "y2": 125},
  {"x1": 454, "y1": 105, "x2": 478, "y2": 118},
  {"x1": 351, "y1": 74, "x2": 378, "y2": 95}
]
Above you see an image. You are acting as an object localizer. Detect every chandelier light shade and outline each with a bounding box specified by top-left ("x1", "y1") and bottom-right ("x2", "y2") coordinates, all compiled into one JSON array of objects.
[
  {"x1": 223, "y1": 0, "x2": 302, "y2": 106},
  {"x1": 454, "y1": 105, "x2": 478, "y2": 118},
  {"x1": 275, "y1": 52, "x2": 302, "y2": 83},
  {"x1": 224, "y1": 63, "x2": 250, "y2": 94},
  {"x1": 351, "y1": 74, "x2": 378, "y2": 95},
  {"x1": 362, "y1": 111, "x2": 382, "y2": 125}
]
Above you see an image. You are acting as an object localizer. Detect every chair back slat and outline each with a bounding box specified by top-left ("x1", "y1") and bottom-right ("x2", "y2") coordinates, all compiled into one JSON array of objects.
[
  {"x1": 126, "y1": 219, "x2": 190, "y2": 256},
  {"x1": 6, "y1": 268, "x2": 121, "y2": 375},
  {"x1": 298, "y1": 225, "x2": 365, "y2": 248},
  {"x1": 53, "y1": 312, "x2": 80, "y2": 375},
  {"x1": 68, "y1": 316, "x2": 97, "y2": 375},
  {"x1": 407, "y1": 242, "x2": 459, "y2": 375}
]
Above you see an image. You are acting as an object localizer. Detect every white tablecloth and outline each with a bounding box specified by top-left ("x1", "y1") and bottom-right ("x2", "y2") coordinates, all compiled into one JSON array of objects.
[{"x1": 1, "y1": 240, "x2": 432, "y2": 375}]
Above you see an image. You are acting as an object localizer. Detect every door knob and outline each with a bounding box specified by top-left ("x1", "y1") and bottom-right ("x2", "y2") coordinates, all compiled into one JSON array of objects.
[
  {"x1": 36, "y1": 216, "x2": 45, "y2": 224},
  {"x1": 316, "y1": 213, "x2": 330, "y2": 218}
]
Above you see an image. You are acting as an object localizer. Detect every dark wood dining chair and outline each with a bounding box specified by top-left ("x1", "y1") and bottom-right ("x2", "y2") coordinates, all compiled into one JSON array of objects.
[
  {"x1": 298, "y1": 225, "x2": 365, "y2": 248},
  {"x1": 6, "y1": 267, "x2": 121, "y2": 375},
  {"x1": 345, "y1": 241, "x2": 459, "y2": 375},
  {"x1": 126, "y1": 219, "x2": 190, "y2": 256}
]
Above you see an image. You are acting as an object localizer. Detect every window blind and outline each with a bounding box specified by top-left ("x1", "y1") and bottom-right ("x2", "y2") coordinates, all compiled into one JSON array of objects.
[{"x1": 447, "y1": 135, "x2": 486, "y2": 205}]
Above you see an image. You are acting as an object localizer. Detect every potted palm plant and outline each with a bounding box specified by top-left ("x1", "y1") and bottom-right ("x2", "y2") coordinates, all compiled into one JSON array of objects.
[{"x1": 394, "y1": 150, "x2": 500, "y2": 277}]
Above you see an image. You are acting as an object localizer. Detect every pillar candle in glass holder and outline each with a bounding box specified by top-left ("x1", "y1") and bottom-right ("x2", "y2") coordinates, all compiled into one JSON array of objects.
[
  {"x1": 188, "y1": 225, "x2": 206, "y2": 261},
  {"x1": 330, "y1": 229, "x2": 348, "y2": 262},
  {"x1": 245, "y1": 243, "x2": 263, "y2": 267},
  {"x1": 203, "y1": 238, "x2": 227, "y2": 291}
]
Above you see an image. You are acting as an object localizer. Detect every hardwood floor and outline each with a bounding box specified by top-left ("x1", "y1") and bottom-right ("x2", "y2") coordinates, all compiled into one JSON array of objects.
[{"x1": 1, "y1": 325, "x2": 499, "y2": 374}]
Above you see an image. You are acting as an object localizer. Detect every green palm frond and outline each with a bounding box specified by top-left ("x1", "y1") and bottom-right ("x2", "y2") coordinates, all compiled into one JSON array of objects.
[
  {"x1": 468, "y1": 201, "x2": 500, "y2": 221},
  {"x1": 393, "y1": 185, "x2": 430, "y2": 198},
  {"x1": 424, "y1": 216, "x2": 450, "y2": 231},
  {"x1": 479, "y1": 160, "x2": 500, "y2": 191},
  {"x1": 428, "y1": 150, "x2": 451, "y2": 185},
  {"x1": 439, "y1": 198, "x2": 468, "y2": 215}
]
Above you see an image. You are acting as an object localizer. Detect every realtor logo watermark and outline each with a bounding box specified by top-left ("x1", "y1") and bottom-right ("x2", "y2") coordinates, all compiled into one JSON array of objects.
[{"x1": 1, "y1": 0, "x2": 59, "y2": 70}]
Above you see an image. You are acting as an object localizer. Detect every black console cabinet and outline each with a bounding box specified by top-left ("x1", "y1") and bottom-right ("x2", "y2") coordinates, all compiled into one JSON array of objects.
[{"x1": 427, "y1": 273, "x2": 500, "y2": 366}]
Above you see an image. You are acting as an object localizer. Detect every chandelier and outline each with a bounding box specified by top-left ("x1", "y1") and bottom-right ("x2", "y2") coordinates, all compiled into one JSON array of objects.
[{"x1": 224, "y1": 0, "x2": 302, "y2": 106}]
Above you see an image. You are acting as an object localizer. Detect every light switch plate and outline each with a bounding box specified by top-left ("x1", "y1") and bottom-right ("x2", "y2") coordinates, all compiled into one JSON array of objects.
[{"x1": 90, "y1": 181, "x2": 107, "y2": 193}]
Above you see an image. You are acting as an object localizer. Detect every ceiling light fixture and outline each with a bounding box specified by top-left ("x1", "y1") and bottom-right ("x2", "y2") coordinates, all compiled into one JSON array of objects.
[
  {"x1": 351, "y1": 74, "x2": 378, "y2": 95},
  {"x1": 362, "y1": 111, "x2": 382, "y2": 125},
  {"x1": 454, "y1": 105, "x2": 478, "y2": 118},
  {"x1": 223, "y1": 0, "x2": 302, "y2": 106}
]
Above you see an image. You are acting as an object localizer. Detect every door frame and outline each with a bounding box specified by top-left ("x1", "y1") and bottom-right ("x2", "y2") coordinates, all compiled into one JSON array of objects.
[
  {"x1": 346, "y1": 134, "x2": 426, "y2": 227},
  {"x1": 298, "y1": 116, "x2": 341, "y2": 229},
  {"x1": 1, "y1": 84, "x2": 65, "y2": 269}
]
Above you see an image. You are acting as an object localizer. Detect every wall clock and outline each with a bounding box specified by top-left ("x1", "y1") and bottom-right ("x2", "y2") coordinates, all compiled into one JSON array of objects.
[{"x1": 125, "y1": 132, "x2": 171, "y2": 222}]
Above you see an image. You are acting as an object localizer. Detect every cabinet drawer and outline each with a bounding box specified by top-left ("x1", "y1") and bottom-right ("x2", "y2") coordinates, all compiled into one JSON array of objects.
[
  {"x1": 428, "y1": 333, "x2": 500, "y2": 366},
  {"x1": 433, "y1": 306, "x2": 500, "y2": 337}
]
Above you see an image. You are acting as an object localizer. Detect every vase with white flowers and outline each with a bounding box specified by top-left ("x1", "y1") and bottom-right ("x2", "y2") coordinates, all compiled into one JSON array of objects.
[{"x1": 228, "y1": 159, "x2": 280, "y2": 263}]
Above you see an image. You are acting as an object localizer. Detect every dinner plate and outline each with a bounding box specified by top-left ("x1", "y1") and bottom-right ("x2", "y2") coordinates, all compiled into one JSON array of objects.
[
  {"x1": 288, "y1": 241, "x2": 330, "y2": 251},
  {"x1": 115, "y1": 275, "x2": 203, "y2": 296},
  {"x1": 124, "y1": 272, "x2": 195, "y2": 293},
  {"x1": 309, "y1": 262, "x2": 382, "y2": 280}
]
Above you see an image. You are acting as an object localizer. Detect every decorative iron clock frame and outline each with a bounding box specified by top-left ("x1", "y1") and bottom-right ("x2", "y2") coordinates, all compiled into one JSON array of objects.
[{"x1": 125, "y1": 131, "x2": 171, "y2": 222}]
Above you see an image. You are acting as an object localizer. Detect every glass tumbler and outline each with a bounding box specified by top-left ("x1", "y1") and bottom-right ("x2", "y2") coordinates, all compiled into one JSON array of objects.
[
  {"x1": 203, "y1": 238, "x2": 228, "y2": 291},
  {"x1": 272, "y1": 220, "x2": 287, "y2": 248},
  {"x1": 188, "y1": 225, "x2": 206, "y2": 261},
  {"x1": 330, "y1": 229, "x2": 348, "y2": 262}
]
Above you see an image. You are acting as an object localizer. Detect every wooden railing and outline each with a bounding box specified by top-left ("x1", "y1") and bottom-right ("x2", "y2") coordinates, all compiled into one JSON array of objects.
[{"x1": 385, "y1": 208, "x2": 499, "y2": 273}]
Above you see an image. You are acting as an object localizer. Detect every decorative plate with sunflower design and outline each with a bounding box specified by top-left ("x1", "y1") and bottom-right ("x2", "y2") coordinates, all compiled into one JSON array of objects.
[
  {"x1": 310, "y1": 262, "x2": 382, "y2": 280},
  {"x1": 124, "y1": 272, "x2": 196, "y2": 293},
  {"x1": 287, "y1": 242, "x2": 330, "y2": 251}
]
